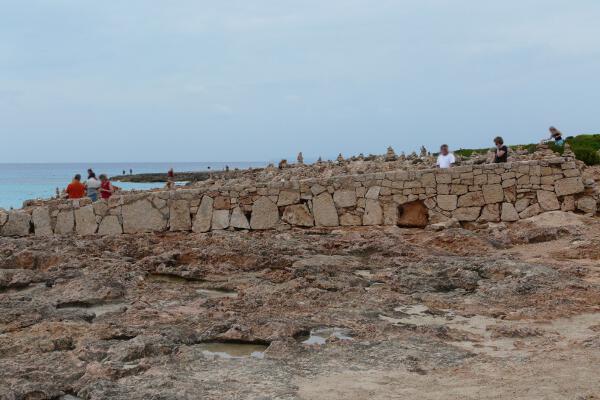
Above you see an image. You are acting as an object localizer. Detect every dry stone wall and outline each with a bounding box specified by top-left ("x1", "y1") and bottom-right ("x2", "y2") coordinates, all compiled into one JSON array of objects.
[{"x1": 1, "y1": 157, "x2": 597, "y2": 237}]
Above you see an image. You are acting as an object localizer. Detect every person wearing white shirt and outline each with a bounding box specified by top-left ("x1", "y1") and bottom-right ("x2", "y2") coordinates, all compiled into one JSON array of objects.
[
  {"x1": 436, "y1": 144, "x2": 455, "y2": 169},
  {"x1": 85, "y1": 174, "x2": 101, "y2": 202}
]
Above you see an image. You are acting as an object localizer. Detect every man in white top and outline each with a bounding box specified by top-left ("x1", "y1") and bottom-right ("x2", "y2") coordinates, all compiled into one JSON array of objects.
[{"x1": 436, "y1": 144, "x2": 455, "y2": 169}]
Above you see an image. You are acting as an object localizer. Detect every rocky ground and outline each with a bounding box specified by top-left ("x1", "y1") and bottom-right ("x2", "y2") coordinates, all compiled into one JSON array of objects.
[{"x1": 1, "y1": 211, "x2": 600, "y2": 399}]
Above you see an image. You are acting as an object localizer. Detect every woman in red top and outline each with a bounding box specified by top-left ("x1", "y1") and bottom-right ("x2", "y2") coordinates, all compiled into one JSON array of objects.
[{"x1": 98, "y1": 174, "x2": 114, "y2": 199}]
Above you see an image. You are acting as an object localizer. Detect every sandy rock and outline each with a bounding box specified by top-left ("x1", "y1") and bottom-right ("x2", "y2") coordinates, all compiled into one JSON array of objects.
[
  {"x1": 482, "y1": 184, "x2": 504, "y2": 204},
  {"x1": 277, "y1": 190, "x2": 300, "y2": 207},
  {"x1": 32, "y1": 207, "x2": 53, "y2": 237},
  {"x1": 1, "y1": 211, "x2": 31, "y2": 236},
  {"x1": 192, "y1": 196, "x2": 214, "y2": 233},
  {"x1": 436, "y1": 195, "x2": 458, "y2": 211},
  {"x1": 75, "y1": 205, "x2": 98, "y2": 235},
  {"x1": 333, "y1": 190, "x2": 357, "y2": 208},
  {"x1": 170, "y1": 200, "x2": 191, "y2": 231},
  {"x1": 363, "y1": 199, "x2": 383, "y2": 225},
  {"x1": 211, "y1": 210, "x2": 231, "y2": 230},
  {"x1": 55, "y1": 210, "x2": 75, "y2": 235},
  {"x1": 576, "y1": 196, "x2": 597, "y2": 214},
  {"x1": 537, "y1": 190, "x2": 560, "y2": 211},
  {"x1": 230, "y1": 207, "x2": 250, "y2": 229},
  {"x1": 452, "y1": 206, "x2": 481, "y2": 221},
  {"x1": 250, "y1": 197, "x2": 279, "y2": 230},
  {"x1": 555, "y1": 177, "x2": 584, "y2": 196},
  {"x1": 501, "y1": 203, "x2": 519, "y2": 222},
  {"x1": 122, "y1": 199, "x2": 167, "y2": 233},
  {"x1": 98, "y1": 215, "x2": 123, "y2": 235},
  {"x1": 282, "y1": 204, "x2": 314, "y2": 227},
  {"x1": 519, "y1": 203, "x2": 541, "y2": 219},
  {"x1": 313, "y1": 192, "x2": 339, "y2": 227}
]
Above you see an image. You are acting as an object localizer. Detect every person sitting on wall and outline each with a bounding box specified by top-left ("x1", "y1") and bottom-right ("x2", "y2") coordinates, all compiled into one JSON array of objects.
[
  {"x1": 99, "y1": 174, "x2": 116, "y2": 200},
  {"x1": 65, "y1": 174, "x2": 86, "y2": 199},
  {"x1": 493, "y1": 136, "x2": 508, "y2": 163},
  {"x1": 548, "y1": 126, "x2": 565, "y2": 146},
  {"x1": 436, "y1": 144, "x2": 455, "y2": 169}
]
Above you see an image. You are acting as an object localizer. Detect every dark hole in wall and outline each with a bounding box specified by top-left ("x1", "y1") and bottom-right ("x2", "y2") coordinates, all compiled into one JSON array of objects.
[{"x1": 397, "y1": 200, "x2": 429, "y2": 228}]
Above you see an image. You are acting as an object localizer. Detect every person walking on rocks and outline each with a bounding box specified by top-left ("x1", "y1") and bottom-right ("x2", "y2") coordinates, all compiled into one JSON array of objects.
[
  {"x1": 65, "y1": 174, "x2": 86, "y2": 199},
  {"x1": 99, "y1": 174, "x2": 115, "y2": 200},
  {"x1": 85, "y1": 172, "x2": 101, "y2": 202},
  {"x1": 493, "y1": 136, "x2": 508, "y2": 163},
  {"x1": 436, "y1": 144, "x2": 455, "y2": 169}
]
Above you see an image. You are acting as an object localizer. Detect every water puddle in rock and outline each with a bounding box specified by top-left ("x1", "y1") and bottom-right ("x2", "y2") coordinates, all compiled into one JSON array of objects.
[
  {"x1": 196, "y1": 288, "x2": 238, "y2": 299},
  {"x1": 197, "y1": 342, "x2": 268, "y2": 359},
  {"x1": 57, "y1": 301, "x2": 127, "y2": 317},
  {"x1": 299, "y1": 327, "x2": 353, "y2": 345}
]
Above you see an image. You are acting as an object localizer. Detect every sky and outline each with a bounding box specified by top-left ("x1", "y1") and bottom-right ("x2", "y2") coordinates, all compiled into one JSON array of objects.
[{"x1": 1, "y1": 0, "x2": 600, "y2": 163}]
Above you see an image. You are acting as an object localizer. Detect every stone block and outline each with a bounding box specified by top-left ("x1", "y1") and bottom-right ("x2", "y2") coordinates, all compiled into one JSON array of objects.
[
  {"x1": 1, "y1": 211, "x2": 31, "y2": 236},
  {"x1": 277, "y1": 190, "x2": 300, "y2": 207},
  {"x1": 211, "y1": 209, "x2": 230, "y2": 230},
  {"x1": 555, "y1": 177, "x2": 584, "y2": 197},
  {"x1": 561, "y1": 196, "x2": 575, "y2": 212},
  {"x1": 577, "y1": 197, "x2": 597, "y2": 214},
  {"x1": 501, "y1": 203, "x2": 519, "y2": 222},
  {"x1": 98, "y1": 215, "x2": 123, "y2": 235},
  {"x1": 519, "y1": 203, "x2": 541, "y2": 219},
  {"x1": 482, "y1": 184, "x2": 504, "y2": 204},
  {"x1": 282, "y1": 204, "x2": 314, "y2": 227},
  {"x1": 230, "y1": 207, "x2": 251, "y2": 229},
  {"x1": 452, "y1": 206, "x2": 481, "y2": 221},
  {"x1": 213, "y1": 196, "x2": 231, "y2": 210},
  {"x1": 457, "y1": 191, "x2": 485, "y2": 207},
  {"x1": 170, "y1": 200, "x2": 192, "y2": 231},
  {"x1": 333, "y1": 190, "x2": 357, "y2": 208},
  {"x1": 514, "y1": 198, "x2": 530, "y2": 212},
  {"x1": 365, "y1": 186, "x2": 381, "y2": 200},
  {"x1": 122, "y1": 199, "x2": 167, "y2": 233},
  {"x1": 340, "y1": 213, "x2": 362, "y2": 226},
  {"x1": 75, "y1": 205, "x2": 98, "y2": 235},
  {"x1": 313, "y1": 192, "x2": 339, "y2": 227},
  {"x1": 32, "y1": 207, "x2": 53, "y2": 237},
  {"x1": 479, "y1": 204, "x2": 500, "y2": 222},
  {"x1": 436, "y1": 194, "x2": 458, "y2": 211},
  {"x1": 55, "y1": 210, "x2": 75, "y2": 235},
  {"x1": 382, "y1": 202, "x2": 398, "y2": 225},
  {"x1": 363, "y1": 199, "x2": 383, "y2": 225},
  {"x1": 193, "y1": 196, "x2": 214, "y2": 233},
  {"x1": 250, "y1": 196, "x2": 280, "y2": 230},
  {"x1": 536, "y1": 190, "x2": 560, "y2": 211}
]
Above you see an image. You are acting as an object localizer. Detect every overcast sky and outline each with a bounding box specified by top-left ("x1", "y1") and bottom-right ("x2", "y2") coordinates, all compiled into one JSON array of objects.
[{"x1": 1, "y1": 0, "x2": 599, "y2": 163}]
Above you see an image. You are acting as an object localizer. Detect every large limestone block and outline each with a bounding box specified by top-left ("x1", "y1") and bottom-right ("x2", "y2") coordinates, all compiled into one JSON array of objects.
[
  {"x1": 192, "y1": 196, "x2": 214, "y2": 233},
  {"x1": 170, "y1": 200, "x2": 191, "y2": 231},
  {"x1": 333, "y1": 190, "x2": 357, "y2": 208},
  {"x1": 340, "y1": 213, "x2": 362, "y2": 226},
  {"x1": 277, "y1": 190, "x2": 300, "y2": 207},
  {"x1": 365, "y1": 187, "x2": 381, "y2": 200},
  {"x1": 501, "y1": 203, "x2": 519, "y2": 222},
  {"x1": 98, "y1": 215, "x2": 123, "y2": 235},
  {"x1": 479, "y1": 204, "x2": 500, "y2": 222},
  {"x1": 519, "y1": 203, "x2": 541, "y2": 219},
  {"x1": 1, "y1": 211, "x2": 31, "y2": 236},
  {"x1": 383, "y1": 202, "x2": 398, "y2": 225},
  {"x1": 436, "y1": 195, "x2": 458, "y2": 211},
  {"x1": 363, "y1": 199, "x2": 383, "y2": 225},
  {"x1": 561, "y1": 196, "x2": 575, "y2": 212},
  {"x1": 211, "y1": 210, "x2": 230, "y2": 230},
  {"x1": 458, "y1": 191, "x2": 485, "y2": 207},
  {"x1": 555, "y1": 177, "x2": 584, "y2": 197},
  {"x1": 536, "y1": 190, "x2": 560, "y2": 211},
  {"x1": 32, "y1": 207, "x2": 53, "y2": 237},
  {"x1": 282, "y1": 204, "x2": 314, "y2": 227},
  {"x1": 313, "y1": 192, "x2": 339, "y2": 227},
  {"x1": 0, "y1": 209, "x2": 7, "y2": 226},
  {"x1": 482, "y1": 184, "x2": 504, "y2": 204},
  {"x1": 122, "y1": 199, "x2": 167, "y2": 233},
  {"x1": 250, "y1": 196, "x2": 279, "y2": 230},
  {"x1": 55, "y1": 210, "x2": 75, "y2": 235},
  {"x1": 230, "y1": 207, "x2": 250, "y2": 229},
  {"x1": 514, "y1": 198, "x2": 530, "y2": 213},
  {"x1": 452, "y1": 206, "x2": 481, "y2": 221},
  {"x1": 75, "y1": 205, "x2": 98, "y2": 235},
  {"x1": 576, "y1": 196, "x2": 597, "y2": 214}
]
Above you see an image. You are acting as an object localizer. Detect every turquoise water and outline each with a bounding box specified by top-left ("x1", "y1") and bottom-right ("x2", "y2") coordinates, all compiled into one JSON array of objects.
[{"x1": 0, "y1": 162, "x2": 264, "y2": 209}]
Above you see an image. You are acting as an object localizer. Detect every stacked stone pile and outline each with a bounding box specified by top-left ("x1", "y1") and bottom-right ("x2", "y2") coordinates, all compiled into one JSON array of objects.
[{"x1": 0, "y1": 156, "x2": 596, "y2": 237}]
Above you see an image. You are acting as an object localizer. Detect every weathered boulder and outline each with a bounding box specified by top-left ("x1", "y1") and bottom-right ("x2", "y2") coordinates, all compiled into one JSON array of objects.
[
  {"x1": 313, "y1": 192, "x2": 339, "y2": 227},
  {"x1": 501, "y1": 203, "x2": 519, "y2": 222},
  {"x1": 479, "y1": 204, "x2": 501, "y2": 222},
  {"x1": 75, "y1": 205, "x2": 98, "y2": 235},
  {"x1": 452, "y1": 207, "x2": 481, "y2": 221},
  {"x1": 192, "y1": 196, "x2": 214, "y2": 233},
  {"x1": 0, "y1": 209, "x2": 7, "y2": 226},
  {"x1": 98, "y1": 215, "x2": 123, "y2": 236},
  {"x1": 576, "y1": 196, "x2": 597, "y2": 214},
  {"x1": 536, "y1": 190, "x2": 560, "y2": 211},
  {"x1": 282, "y1": 204, "x2": 314, "y2": 227},
  {"x1": 250, "y1": 197, "x2": 279, "y2": 230},
  {"x1": 230, "y1": 207, "x2": 250, "y2": 229},
  {"x1": 32, "y1": 207, "x2": 53, "y2": 237},
  {"x1": 482, "y1": 184, "x2": 504, "y2": 204},
  {"x1": 555, "y1": 177, "x2": 584, "y2": 197},
  {"x1": 397, "y1": 201, "x2": 428, "y2": 227},
  {"x1": 55, "y1": 210, "x2": 75, "y2": 235},
  {"x1": 458, "y1": 191, "x2": 485, "y2": 207},
  {"x1": 333, "y1": 190, "x2": 357, "y2": 208},
  {"x1": 211, "y1": 210, "x2": 230, "y2": 230},
  {"x1": 1, "y1": 211, "x2": 31, "y2": 236},
  {"x1": 122, "y1": 199, "x2": 167, "y2": 233},
  {"x1": 436, "y1": 195, "x2": 457, "y2": 211},
  {"x1": 363, "y1": 199, "x2": 383, "y2": 225},
  {"x1": 277, "y1": 190, "x2": 300, "y2": 207},
  {"x1": 170, "y1": 200, "x2": 191, "y2": 231}
]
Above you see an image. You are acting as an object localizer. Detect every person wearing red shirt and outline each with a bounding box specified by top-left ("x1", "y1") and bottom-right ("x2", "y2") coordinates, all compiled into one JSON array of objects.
[
  {"x1": 99, "y1": 174, "x2": 114, "y2": 200},
  {"x1": 65, "y1": 175, "x2": 86, "y2": 199}
]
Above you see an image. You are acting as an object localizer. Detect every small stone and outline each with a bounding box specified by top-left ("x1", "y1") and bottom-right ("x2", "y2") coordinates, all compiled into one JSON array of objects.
[
  {"x1": 519, "y1": 203, "x2": 542, "y2": 219},
  {"x1": 576, "y1": 197, "x2": 597, "y2": 214}
]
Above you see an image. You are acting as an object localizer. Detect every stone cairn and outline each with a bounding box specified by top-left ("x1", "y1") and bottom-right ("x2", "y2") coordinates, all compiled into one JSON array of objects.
[
  {"x1": 297, "y1": 152, "x2": 304, "y2": 165},
  {"x1": 336, "y1": 153, "x2": 345, "y2": 163},
  {"x1": 420, "y1": 146, "x2": 428, "y2": 158},
  {"x1": 385, "y1": 146, "x2": 397, "y2": 161}
]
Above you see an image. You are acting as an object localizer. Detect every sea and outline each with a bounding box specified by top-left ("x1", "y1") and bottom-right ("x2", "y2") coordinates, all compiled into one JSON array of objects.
[{"x1": 0, "y1": 162, "x2": 266, "y2": 210}]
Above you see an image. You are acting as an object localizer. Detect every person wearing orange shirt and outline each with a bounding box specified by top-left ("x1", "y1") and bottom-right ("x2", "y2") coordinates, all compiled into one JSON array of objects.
[{"x1": 65, "y1": 174, "x2": 86, "y2": 199}]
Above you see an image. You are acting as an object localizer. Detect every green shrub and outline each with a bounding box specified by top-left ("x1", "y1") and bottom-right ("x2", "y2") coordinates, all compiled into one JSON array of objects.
[{"x1": 572, "y1": 148, "x2": 600, "y2": 165}]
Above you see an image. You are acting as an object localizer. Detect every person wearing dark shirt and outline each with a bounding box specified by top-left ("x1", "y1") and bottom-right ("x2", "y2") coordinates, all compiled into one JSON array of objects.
[
  {"x1": 493, "y1": 136, "x2": 508, "y2": 163},
  {"x1": 549, "y1": 126, "x2": 565, "y2": 146}
]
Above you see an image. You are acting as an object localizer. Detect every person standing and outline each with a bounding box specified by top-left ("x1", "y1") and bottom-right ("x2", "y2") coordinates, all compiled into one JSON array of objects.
[
  {"x1": 85, "y1": 173, "x2": 101, "y2": 202},
  {"x1": 436, "y1": 144, "x2": 455, "y2": 169},
  {"x1": 65, "y1": 174, "x2": 86, "y2": 199},
  {"x1": 99, "y1": 174, "x2": 114, "y2": 200},
  {"x1": 167, "y1": 168, "x2": 175, "y2": 189},
  {"x1": 493, "y1": 136, "x2": 508, "y2": 163}
]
